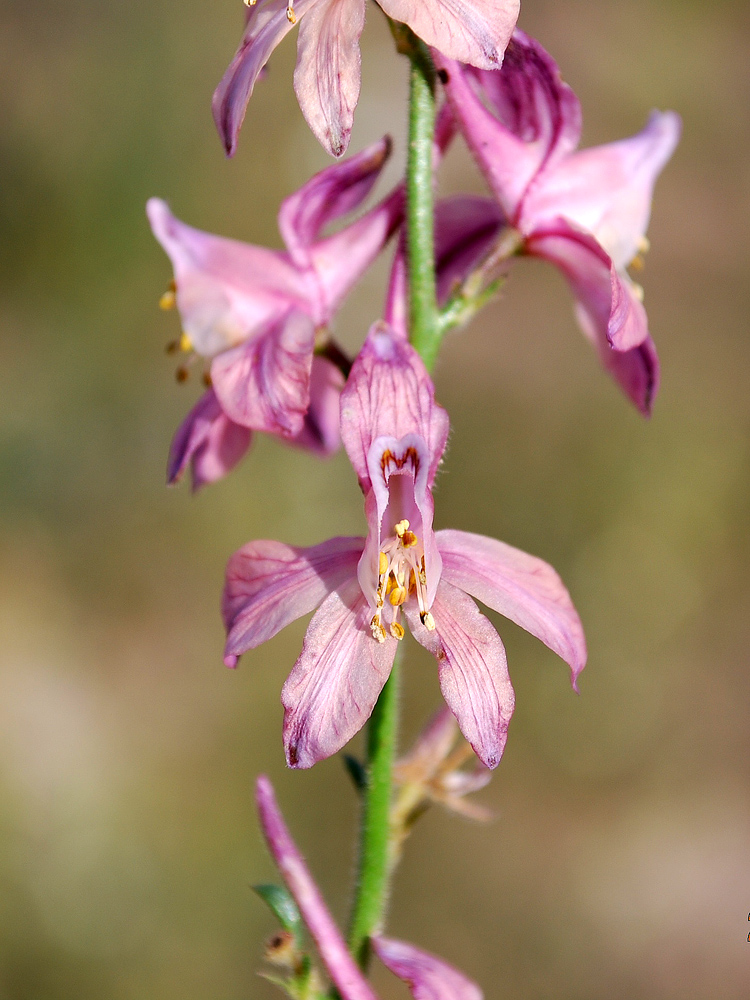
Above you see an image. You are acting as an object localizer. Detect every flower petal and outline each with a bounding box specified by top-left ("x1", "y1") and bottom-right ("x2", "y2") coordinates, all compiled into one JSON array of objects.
[
  {"x1": 524, "y1": 110, "x2": 681, "y2": 269},
  {"x1": 147, "y1": 198, "x2": 305, "y2": 356},
  {"x1": 432, "y1": 196, "x2": 505, "y2": 304},
  {"x1": 340, "y1": 324, "x2": 449, "y2": 492},
  {"x1": 255, "y1": 776, "x2": 379, "y2": 1000},
  {"x1": 282, "y1": 578, "x2": 397, "y2": 767},
  {"x1": 372, "y1": 935, "x2": 483, "y2": 1000},
  {"x1": 212, "y1": 0, "x2": 319, "y2": 157},
  {"x1": 436, "y1": 528, "x2": 586, "y2": 685},
  {"x1": 168, "y1": 389, "x2": 252, "y2": 491},
  {"x1": 210, "y1": 310, "x2": 316, "y2": 435},
  {"x1": 293, "y1": 0, "x2": 366, "y2": 157},
  {"x1": 381, "y1": 0, "x2": 519, "y2": 70},
  {"x1": 405, "y1": 581, "x2": 514, "y2": 770},
  {"x1": 291, "y1": 356, "x2": 345, "y2": 455},
  {"x1": 278, "y1": 135, "x2": 392, "y2": 265},
  {"x1": 223, "y1": 535, "x2": 364, "y2": 665}
]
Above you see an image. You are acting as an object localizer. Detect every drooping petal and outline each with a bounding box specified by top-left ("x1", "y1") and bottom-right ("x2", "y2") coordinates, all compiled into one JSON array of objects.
[
  {"x1": 167, "y1": 389, "x2": 252, "y2": 491},
  {"x1": 293, "y1": 0, "x2": 366, "y2": 157},
  {"x1": 281, "y1": 578, "x2": 397, "y2": 767},
  {"x1": 222, "y1": 535, "x2": 364, "y2": 664},
  {"x1": 436, "y1": 528, "x2": 587, "y2": 685},
  {"x1": 340, "y1": 325, "x2": 449, "y2": 492},
  {"x1": 291, "y1": 356, "x2": 345, "y2": 455},
  {"x1": 210, "y1": 310, "x2": 316, "y2": 435},
  {"x1": 212, "y1": 0, "x2": 319, "y2": 157},
  {"x1": 278, "y1": 135, "x2": 392, "y2": 266},
  {"x1": 372, "y1": 936, "x2": 483, "y2": 1000},
  {"x1": 523, "y1": 110, "x2": 681, "y2": 269},
  {"x1": 147, "y1": 198, "x2": 307, "y2": 356},
  {"x1": 255, "y1": 776, "x2": 379, "y2": 1000},
  {"x1": 405, "y1": 581, "x2": 515, "y2": 770},
  {"x1": 380, "y1": 0, "x2": 519, "y2": 70}
]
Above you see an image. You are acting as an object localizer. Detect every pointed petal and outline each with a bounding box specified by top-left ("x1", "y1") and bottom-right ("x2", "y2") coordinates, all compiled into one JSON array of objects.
[
  {"x1": 212, "y1": 0, "x2": 318, "y2": 157},
  {"x1": 210, "y1": 310, "x2": 316, "y2": 435},
  {"x1": 340, "y1": 325, "x2": 449, "y2": 492},
  {"x1": 168, "y1": 389, "x2": 252, "y2": 490},
  {"x1": 436, "y1": 528, "x2": 586, "y2": 684},
  {"x1": 524, "y1": 110, "x2": 681, "y2": 268},
  {"x1": 290, "y1": 356, "x2": 344, "y2": 455},
  {"x1": 282, "y1": 578, "x2": 397, "y2": 767},
  {"x1": 435, "y1": 31, "x2": 580, "y2": 221},
  {"x1": 223, "y1": 535, "x2": 364, "y2": 662},
  {"x1": 381, "y1": 0, "x2": 518, "y2": 70},
  {"x1": 278, "y1": 135, "x2": 392, "y2": 264},
  {"x1": 372, "y1": 936, "x2": 483, "y2": 1000},
  {"x1": 255, "y1": 777, "x2": 379, "y2": 1000},
  {"x1": 146, "y1": 198, "x2": 306, "y2": 356},
  {"x1": 405, "y1": 581, "x2": 515, "y2": 770},
  {"x1": 432, "y1": 196, "x2": 505, "y2": 304},
  {"x1": 396, "y1": 707, "x2": 460, "y2": 780},
  {"x1": 293, "y1": 0, "x2": 365, "y2": 157}
]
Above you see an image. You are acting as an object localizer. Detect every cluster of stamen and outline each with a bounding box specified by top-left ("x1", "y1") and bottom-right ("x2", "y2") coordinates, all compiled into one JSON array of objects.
[
  {"x1": 159, "y1": 281, "x2": 211, "y2": 386},
  {"x1": 628, "y1": 236, "x2": 650, "y2": 302},
  {"x1": 370, "y1": 519, "x2": 435, "y2": 644}
]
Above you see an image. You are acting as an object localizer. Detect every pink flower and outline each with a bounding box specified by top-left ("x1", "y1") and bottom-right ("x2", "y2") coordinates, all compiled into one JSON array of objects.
[
  {"x1": 435, "y1": 31, "x2": 681, "y2": 414},
  {"x1": 256, "y1": 773, "x2": 484, "y2": 1000},
  {"x1": 147, "y1": 138, "x2": 402, "y2": 486},
  {"x1": 213, "y1": 0, "x2": 520, "y2": 158},
  {"x1": 223, "y1": 326, "x2": 586, "y2": 769}
]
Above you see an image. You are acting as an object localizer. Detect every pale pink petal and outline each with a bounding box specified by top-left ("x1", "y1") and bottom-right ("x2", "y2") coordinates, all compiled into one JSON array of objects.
[
  {"x1": 290, "y1": 356, "x2": 344, "y2": 455},
  {"x1": 436, "y1": 528, "x2": 587, "y2": 685},
  {"x1": 167, "y1": 389, "x2": 252, "y2": 491},
  {"x1": 210, "y1": 310, "x2": 316, "y2": 435},
  {"x1": 432, "y1": 196, "x2": 505, "y2": 304},
  {"x1": 293, "y1": 0, "x2": 366, "y2": 157},
  {"x1": 212, "y1": 0, "x2": 319, "y2": 157},
  {"x1": 405, "y1": 581, "x2": 515, "y2": 770},
  {"x1": 340, "y1": 325, "x2": 449, "y2": 491},
  {"x1": 397, "y1": 707, "x2": 460, "y2": 777},
  {"x1": 255, "y1": 777, "x2": 379, "y2": 1000},
  {"x1": 147, "y1": 198, "x2": 306, "y2": 356},
  {"x1": 278, "y1": 135, "x2": 392, "y2": 265},
  {"x1": 222, "y1": 535, "x2": 364, "y2": 664},
  {"x1": 372, "y1": 936, "x2": 483, "y2": 1000},
  {"x1": 381, "y1": 0, "x2": 519, "y2": 70},
  {"x1": 282, "y1": 578, "x2": 397, "y2": 767},
  {"x1": 523, "y1": 110, "x2": 681, "y2": 269}
]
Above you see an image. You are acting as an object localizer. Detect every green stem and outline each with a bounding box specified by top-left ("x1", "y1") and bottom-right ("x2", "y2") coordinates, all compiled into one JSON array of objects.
[
  {"x1": 405, "y1": 38, "x2": 439, "y2": 371},
  {"x1": 347, "y1": 653, "x2": 401, "y2": 969}
]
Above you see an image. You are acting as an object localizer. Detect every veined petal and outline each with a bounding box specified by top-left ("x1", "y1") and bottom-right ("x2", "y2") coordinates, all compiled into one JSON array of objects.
[
  {"x1": 255, "y1": 777, "x2": 379, "y2": 1000},
  {"x1": 432, "y1": 196, "x2": 505, "y2": 304},
  {"x1": 340, "y1": 325, "x2": 449, "y2": 492},
  {"x1": 291, "y1": 356, "x2": 345, "y2": 455},
  {"x1": 167, "y1": 389, "x2": 252, "y2": 491},
  {"x1": 282, "y1": 578, "x2": 397, "y2": 767},
  {"x1": 524, "y1": 110, "x2": 681, "y2": 269},
  {"x1": 436, "y1": 528, "x2": 586, "y2": 685},
  {"x1": 222, "y1": 535, "x2": 364, "y2": 663},
  {"x1": 210, "y1": 310, "x2": 316, "y2": 435},
  {"x1": 212, "y1": 0, "x2": 319, "y2": 157},
  {"x1": 293, "y1": 0, "x2": 366, "y2": 157},
  {"x1": 380, "y1": 0, "x2": 518, "y2": 70},
  {"x1": 405, "y1": 581, "x2": 515, "y2": 770},
  {"x1": 147, "y1": 198, "x2": 306, "y2": 356},
  {"x1": 278, "y1": 135, "x2": 392, "y2": 266},
  {"x1": 372, "y1": 936, "x2": 483, "y2": 1000}
]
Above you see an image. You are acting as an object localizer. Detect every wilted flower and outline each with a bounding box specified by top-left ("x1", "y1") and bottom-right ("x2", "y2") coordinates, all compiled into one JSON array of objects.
[
  {"x1": 213, "y1": 0, "x2": 520, "y2": 158},
  {"x1": 436, "y1": 31, "x2": 681, "y2": 414},
  {"x1": 256, "y1": 774, "x2": 483, "y2": 1000},
  {"x1": 223, "y1": 326, "x2": 585, "y2": 769},
  {"x1": 148, "y1": 138, "x2": 402, "y2": 487}
]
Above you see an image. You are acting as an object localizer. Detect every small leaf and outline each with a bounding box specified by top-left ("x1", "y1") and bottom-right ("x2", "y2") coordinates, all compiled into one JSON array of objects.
[
  {"x1": 253, "y1": 884, "x2": 303, "y2": 938},
  {"x1": 343, "y1": 754, "x2": 368, "y2": 792}
]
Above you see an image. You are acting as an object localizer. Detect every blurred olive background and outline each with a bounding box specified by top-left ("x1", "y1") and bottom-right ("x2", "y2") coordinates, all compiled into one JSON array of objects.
[{"x1": 1, "y1": 0, "x2": 749, "y2": 997}]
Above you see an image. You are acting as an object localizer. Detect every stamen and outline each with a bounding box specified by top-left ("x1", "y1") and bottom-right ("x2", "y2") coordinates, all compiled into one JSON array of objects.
[
  {"x1": 631, "y1": 282, "x2": 645, "y2": 302},
  {"x1": 370, "y1": 615, "x2": 386, "y2": 643},
  {"x1": 638, "y1": 236, "x2": 651, "y2": 255},
  {"x1": 243, "y1": 0, "x2": 258, "y2": 6},
  {"x1": 389, "y1": 585, "x2": 407, "y2": 607},
  {"x1": 179, "y1": 331, "x2": 193, "y2": 353},
  {"x1": 379, "y1": 551, "x2": 388, "y2": 575},
  {"x1": 390, "y1": 622, "x2": 405, "y2": 641},
  {"x1": 286, "y1": 1, "x2": 296, "y2": 23},
  {"x1": 159, "y1": 289, "x2": 176, "y2": 311},
  {"x1": 202, "y1": 371, "x2": 213, "y2": 388},
  {"x1": 394, "y1": 519, "x2": 410, "y2": 538},
  {"x1": 420, "y1": 611, "x2": 436, "y2": 631},
  {"x1": 176, "y1": 365, "x2": 190, "y2": 383}
]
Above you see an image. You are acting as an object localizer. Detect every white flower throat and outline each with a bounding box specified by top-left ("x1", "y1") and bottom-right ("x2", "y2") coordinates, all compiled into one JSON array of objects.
[{"x1": 370, "y1": 519, "x2": 435, "y2": 643}]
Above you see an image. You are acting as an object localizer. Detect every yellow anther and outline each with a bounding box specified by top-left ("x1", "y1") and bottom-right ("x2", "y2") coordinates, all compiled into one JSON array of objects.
[
  {"x1": 638, "y1": 236, "x2": 651, "y2": 255},
  {"x1": 420, "y1": 610, "x2": 436, "y2": 631},
  {"x1": 631, "y1": 282, "x2": 645, "y2": 302},
  {"x1": 370, "y1": 615, "x2": 386, "y2": 643},
  {"x1": 390, "y1": 622, "x2": 405, "y2": 641},
  {"x1": 159, "y1": 289, "x2": 176, "y2": 311},
  {"x1": 176, "y1": 365, "x2": 190, "y2": 383},
  {"x1": 243, "y1": 0, "x2": 257, "y2": 6},
  {"x1": 389, "y1": 585, "x2": 407, "y2": 607},
  {"x1": 379, "y1": 552, "x2": 388, "y2": 575},
  {"x1": 395, "y1": 519, "x2": 410, "y2": 538},
  {"x1": 202, "y1": 371, "x2": 213, "y2": 388},
  {"x1": 629, "y1": 253, "x2": 645, "y2": 272},
  {"x1": 286, "y1": 2, "x2": 296, "y2": 23},
  {"x1": 179, "y1": 331, "x2": 193, "y2": 353},
  {"x1": 401, "y1": 530, "x2": 418, "y2": 548}
]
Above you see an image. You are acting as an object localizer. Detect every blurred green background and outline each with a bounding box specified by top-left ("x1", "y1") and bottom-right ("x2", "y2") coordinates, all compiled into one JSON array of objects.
[{"x1": 1, "y1": 0, "x2": 749, "y2": 997}]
